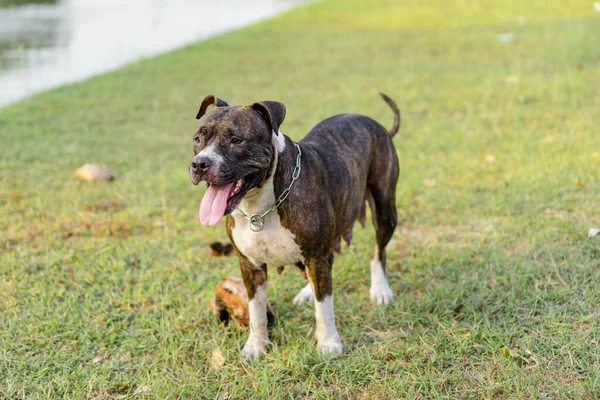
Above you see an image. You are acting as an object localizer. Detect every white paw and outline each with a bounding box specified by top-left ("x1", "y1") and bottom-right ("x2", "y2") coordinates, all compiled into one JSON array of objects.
[
  {"x1": 370, "y1": 282, "x2": 394, "y2": 305},
  {"x1": 241, "y1": 336, "x2": 269, "y2": 360},
  {"x1": 317, "y1": 334, "x2": 344, "y2": 356},
  {"x1": 293, "y1": 283, "x2": 314, "y2": 305}
]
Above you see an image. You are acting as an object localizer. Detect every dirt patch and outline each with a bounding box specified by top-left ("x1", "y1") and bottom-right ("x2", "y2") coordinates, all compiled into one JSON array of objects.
[{"x1": 85, "y1": 198, "x2": 127, "y2": 212}]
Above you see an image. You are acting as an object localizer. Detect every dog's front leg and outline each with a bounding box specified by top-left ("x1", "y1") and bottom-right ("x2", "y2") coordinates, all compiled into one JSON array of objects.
[
  {"x1": 306, "y1": 254, "x2": 344, "y2": 355},
  {"x1": 239, "y1": 255, "x2": 269, "y2": 360}
]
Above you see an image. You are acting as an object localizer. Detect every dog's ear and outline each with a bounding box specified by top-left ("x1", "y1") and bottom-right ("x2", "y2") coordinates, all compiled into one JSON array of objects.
[
  {"x1": 196, "y1": 95, "x2": 229, "y2": 120},
  {"x1": 250, "y1": 101, "x2": 286, "y2": 135}
]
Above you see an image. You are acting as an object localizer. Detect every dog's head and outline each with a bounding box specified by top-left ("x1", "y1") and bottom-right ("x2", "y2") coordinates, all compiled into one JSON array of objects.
[{"x1": 189, "y1": 95, "x2": 286, "y2": 226}]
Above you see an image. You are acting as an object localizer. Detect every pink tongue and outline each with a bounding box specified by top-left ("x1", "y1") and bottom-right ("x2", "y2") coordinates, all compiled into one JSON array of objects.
[{"x1": 199, "y1": 183, "x2": 234, "y2": 226}]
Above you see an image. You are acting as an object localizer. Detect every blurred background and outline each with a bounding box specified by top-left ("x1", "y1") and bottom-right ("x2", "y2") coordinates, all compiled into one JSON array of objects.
[
  {"x1": 1, "y1": 0, "x2": 599, "y2": 397},
  {"x1": 0, "y1": 0, "x2": 303, "y2": 106}
]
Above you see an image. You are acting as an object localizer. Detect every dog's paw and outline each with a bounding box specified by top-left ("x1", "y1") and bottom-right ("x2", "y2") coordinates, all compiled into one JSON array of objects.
[
  {"x1": 317, "y1": 334, "x2": 344, "y2": 356},
  {"x1": 241, "y1": 336, "x2": 269, "y2": 360},
  {"x1": 293, "y1": 283, "x2": 314, "y2": 305},
  {"x1": 370, "y1": 282, "x2": 394, "y2": 306}
]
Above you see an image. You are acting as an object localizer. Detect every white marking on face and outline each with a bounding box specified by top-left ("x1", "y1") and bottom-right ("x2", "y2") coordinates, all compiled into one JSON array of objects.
[
  {"x1": 370, "y1": 245, "x2": 394, "y2": 305},
  {"x1": 273, "y1": 130, "x2": 286, "y2": 153},
  {"x1": 231, "y1": 141, "x2": 303, "y2": 267},
  {"x1": 241, "y1": 282, "x2": 269, "y2": 360},
  {"x1": 194, "y1": 141, "x2": 224, "y2": 166},
  {"x1": 312, "y1": 294, "x2": 343, "y2": 355},
  {"x1": 293, "y1": 283, "x2": 314, "y2": 305}
]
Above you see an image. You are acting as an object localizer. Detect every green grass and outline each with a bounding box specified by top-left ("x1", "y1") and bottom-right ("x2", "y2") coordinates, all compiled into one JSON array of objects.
[{"x1": 1, "y1": 0, "x2": 600, "y2": 398}]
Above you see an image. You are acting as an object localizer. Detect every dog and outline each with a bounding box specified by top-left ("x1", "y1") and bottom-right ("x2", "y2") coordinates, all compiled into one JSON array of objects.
[{"x1": 189, "y1": 94, "x2": 400, "y2": 359}]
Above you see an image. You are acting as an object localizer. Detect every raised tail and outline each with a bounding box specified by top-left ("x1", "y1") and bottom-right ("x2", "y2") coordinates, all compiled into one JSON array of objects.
[{"x1": 379, "y1": 93, "x2": 401, "y2": 137}]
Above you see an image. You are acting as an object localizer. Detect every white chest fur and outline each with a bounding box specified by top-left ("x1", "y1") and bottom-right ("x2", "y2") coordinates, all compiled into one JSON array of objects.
[
  {"x1": 231, "y1": 211, "x2": 304, "y2": 267},
  {"x1": 230, "y1": 131, "x2": 304, "y2": 267}
]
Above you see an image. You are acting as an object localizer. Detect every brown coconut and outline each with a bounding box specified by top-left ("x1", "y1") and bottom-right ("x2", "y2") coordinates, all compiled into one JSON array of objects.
[
  {"x1": 211, "y1": 276, "x2": 274, "y2": 327},
  {"x1": 74, "y1": 164, "x2": 115, "y2": 182}
]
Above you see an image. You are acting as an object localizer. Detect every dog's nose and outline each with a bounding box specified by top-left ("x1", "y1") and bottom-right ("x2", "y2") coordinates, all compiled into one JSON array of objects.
[{"x1": 191, "y1": 156, "x2": 212, "y2": 172}]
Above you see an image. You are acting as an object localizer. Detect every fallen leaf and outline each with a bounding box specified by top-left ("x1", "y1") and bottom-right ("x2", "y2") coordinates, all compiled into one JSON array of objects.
[
  {"x1": 92, "y1": 354, "x2": 108, "y2": 364},
  {"x1": 486, "y1": 154, "x2": 496, "y2": 164},
  {"x1": 499, "y1": 346, "x2": 536, "y2": 366},
  {"x1": 134, "y1": 385, "x2": 151, "y2": 394},
  {"x1": 501, "y1": 346, "x2": 515, "y2": 359},
  {"x1": 210, "y1": 242, "x2": 235, "y2": 257},
  {"x1": 212, "y1": 348, "x2": 226, "y2": 370},
  {"x1": 588, "y1": 228, "x2": 600, "y2": 238}
]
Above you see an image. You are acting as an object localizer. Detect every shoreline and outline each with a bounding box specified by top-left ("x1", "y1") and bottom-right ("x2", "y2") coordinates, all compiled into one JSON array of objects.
[{"x1": 0, "y1": 0, "x2": 305, "y2": 108}]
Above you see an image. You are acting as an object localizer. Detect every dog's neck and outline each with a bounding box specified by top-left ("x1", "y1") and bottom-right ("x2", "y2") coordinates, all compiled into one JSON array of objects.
[{"x1": 236, "y1": 132, "x2": 296, "y2": 217}]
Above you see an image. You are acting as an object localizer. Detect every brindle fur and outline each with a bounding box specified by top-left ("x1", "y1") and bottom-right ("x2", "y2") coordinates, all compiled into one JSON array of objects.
[
  {"x1": 261, "y1": 106, "x2": 400, "y2": 301},
  {"x1": 191, "y1": 93, "x2": 400, "y2": 346}
]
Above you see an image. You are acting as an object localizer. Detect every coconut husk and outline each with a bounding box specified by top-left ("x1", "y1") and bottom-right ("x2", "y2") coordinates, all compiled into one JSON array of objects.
[
  {"x1": 211, "y1": 276, "x2": 274, "y2": 327},
  {"x1": 74, "y1": 164, "x2": 115, "y2": 182}
]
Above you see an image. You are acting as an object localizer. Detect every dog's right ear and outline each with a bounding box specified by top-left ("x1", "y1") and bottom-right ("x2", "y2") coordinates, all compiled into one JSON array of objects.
[{"x1": 196, "y1": 95, "x2": 229, "y2": 120}]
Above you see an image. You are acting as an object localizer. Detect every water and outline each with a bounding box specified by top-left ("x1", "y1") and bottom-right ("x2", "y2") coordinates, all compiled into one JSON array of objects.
[{"x1": 0, "y1": 0, "x2": 302, "y2": 107}]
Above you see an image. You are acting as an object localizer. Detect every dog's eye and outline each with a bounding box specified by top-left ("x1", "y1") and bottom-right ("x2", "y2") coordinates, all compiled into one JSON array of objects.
[
  {"x1": 194, "y1": 136, "x2": 200, "y2": 144},
  {"x1": 231, "y1": 137, "x2": 243, "y2": 145}
]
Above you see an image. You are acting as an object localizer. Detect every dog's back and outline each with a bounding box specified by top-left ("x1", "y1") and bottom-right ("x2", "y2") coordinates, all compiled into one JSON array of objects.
[{"x1": 297, "y1": 94, "x2": 401, "y2": 250}]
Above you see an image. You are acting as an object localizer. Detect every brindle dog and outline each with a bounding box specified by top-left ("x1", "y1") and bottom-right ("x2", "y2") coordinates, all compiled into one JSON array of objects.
[{"x1": 189, "y1": 94, "x2": 400, "y2": 359}]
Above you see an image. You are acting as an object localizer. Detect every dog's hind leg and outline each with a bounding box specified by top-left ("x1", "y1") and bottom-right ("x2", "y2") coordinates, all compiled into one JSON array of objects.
[
  {"x1": 366, "y1": 184, "x2": 398, "y2": 305},
  {"x1": 293, "y1": 261, "x2": 314, "y2": 305},
  {"x1": 293, "y1": 283, "x2": 314, "y2": 305}
]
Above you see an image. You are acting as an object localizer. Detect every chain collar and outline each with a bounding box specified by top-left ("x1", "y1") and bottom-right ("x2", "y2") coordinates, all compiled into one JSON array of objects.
[{"x1": 237, "y1": 142, "x2": 302, "y2": 232}]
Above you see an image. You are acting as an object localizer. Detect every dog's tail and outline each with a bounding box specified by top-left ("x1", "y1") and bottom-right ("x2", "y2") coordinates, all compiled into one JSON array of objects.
[{"x1": 379, "y1": 93, "x2": 400, "y2": 137}]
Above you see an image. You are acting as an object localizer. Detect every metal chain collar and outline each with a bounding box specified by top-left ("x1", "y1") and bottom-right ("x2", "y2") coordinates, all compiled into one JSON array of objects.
[{"x1": 238, "y1": 142, "x2": 302, "y2": 232}]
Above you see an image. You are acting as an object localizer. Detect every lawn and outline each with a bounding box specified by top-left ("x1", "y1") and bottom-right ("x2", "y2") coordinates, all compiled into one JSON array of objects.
[{"x1": 1, "y1": 0, "x2": 600, "y2": 398}]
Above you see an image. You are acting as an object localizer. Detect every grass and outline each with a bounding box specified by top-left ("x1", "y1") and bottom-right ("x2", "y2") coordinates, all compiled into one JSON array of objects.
[{"x1": 1, "y1": 0, "x2": 599, "y2": 398}]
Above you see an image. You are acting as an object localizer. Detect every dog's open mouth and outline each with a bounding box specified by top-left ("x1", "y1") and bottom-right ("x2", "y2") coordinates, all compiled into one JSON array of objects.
[{"x1": 199, "y1": 173, "x2": 258, "y2": 226}]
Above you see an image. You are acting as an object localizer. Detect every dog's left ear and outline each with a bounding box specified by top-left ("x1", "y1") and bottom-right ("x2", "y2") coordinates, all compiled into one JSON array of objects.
[
  {"x1": 196, "y1": 95, "x2": 229, "y2": 120},
  {"x1": 250, "y1": 101, "x2": 286, "y2": 135}
]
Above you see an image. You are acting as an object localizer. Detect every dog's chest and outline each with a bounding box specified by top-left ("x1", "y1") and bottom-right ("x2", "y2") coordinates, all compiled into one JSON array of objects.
[{"x1": 231, "y1": 212, "x2": 303, "y2": 267}]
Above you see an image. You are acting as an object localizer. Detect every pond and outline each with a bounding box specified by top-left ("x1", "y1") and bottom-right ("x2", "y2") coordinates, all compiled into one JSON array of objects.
[{"x1": 0, "y1": 0, "x2": 303, "y2": 107}]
